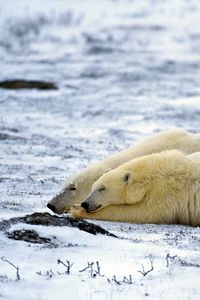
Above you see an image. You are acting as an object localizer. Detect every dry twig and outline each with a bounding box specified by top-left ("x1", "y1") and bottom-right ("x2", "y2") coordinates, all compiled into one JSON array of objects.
[
  {"x1": 1, "y1": 256, "x2": 20, "y2": 280},
  {"x1": 166, "y1": 253, "x2": 177, "y2": 267},
  {"x1": 107, "y1": 274, "x2": 133, "y2": 285},
  {"x1": 36, "y1": 269, "x2": 55, "y2": 278},
  {"x1": 138, "y1": 257, "x2": 154, "y2": 277},
  {"x1": 57, "y1": 259, "x2": 73, "y2": 275},
  {"x1": 79, "y1": 262, "x2": 95, "y2": 277},
  {"x1": 123, "y1": 275, "x2": 133, "y2": 284},
  {"x1": 166, "y1": 253, "x2": 200, "y2": 268},
  {"x1": 112, "y1": 275, "x2": 121, "y2": 285}
]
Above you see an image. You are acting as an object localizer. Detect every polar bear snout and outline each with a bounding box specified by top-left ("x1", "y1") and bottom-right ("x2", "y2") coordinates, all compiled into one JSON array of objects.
[
  {"x1": 81, "y1": 192, "x2": 102, "y2": 212},
  {"x1": 81, "y1": 201, "x2": 89, "y2": 210},
  {"x1": 47, "y1": 203, "x2": 56, "y2": 212},
  {"x1": 81, "y1": 191, "x2": 102, "y2": 212},
  {"x1": 81, "y1": 201, "x2": 102, "y2": 212}
]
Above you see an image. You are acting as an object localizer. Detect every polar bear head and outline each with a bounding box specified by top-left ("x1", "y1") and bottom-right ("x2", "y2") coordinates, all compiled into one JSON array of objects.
[
  {"x1": 81, "y1": 150, "x2": 193, "y2": 212},
  {"x1": 47, "y1": 172, "x2": 95, "y2": 214},
  {"x1": 47, "y1": 163, "x2": 110, "y2": 214}
]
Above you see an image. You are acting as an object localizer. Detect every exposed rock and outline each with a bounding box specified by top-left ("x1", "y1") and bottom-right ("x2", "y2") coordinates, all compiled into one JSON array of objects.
[
  {"x1": 0, "y1": 212, "x2": 117, "y2": 240},
  {"x1": 0, "y1": 132, "x2": 26, "y2": 141},
  {"x1": 25, "y1": 212, "x2": 117, "y2": 237},
  {"x1": 0, "y1": 80, "x2": 58, "y2": 90},
  {"x1": 7, "y1": 229, "x2": 52, "y2": 244}
]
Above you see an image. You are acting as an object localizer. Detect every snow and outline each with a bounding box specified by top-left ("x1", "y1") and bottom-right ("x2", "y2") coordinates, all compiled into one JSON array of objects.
[
  {"x1": 1, "y1": 0, "x2": 200, "y2": 299},
  {"x1": 1, "y1": 221, "x2": 200, "y2": 300}
]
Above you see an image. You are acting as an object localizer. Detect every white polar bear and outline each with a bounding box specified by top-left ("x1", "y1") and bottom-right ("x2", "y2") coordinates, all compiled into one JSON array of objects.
[
  {"x1": 72, "y1": 150, "x2": 200, "y2": 226},
  {"x1": 47, "y1": 129, "x2": 200, "y2": 214}
]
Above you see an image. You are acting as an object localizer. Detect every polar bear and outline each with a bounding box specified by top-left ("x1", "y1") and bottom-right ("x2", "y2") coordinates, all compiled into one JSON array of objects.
[
  {"x1": 71, "y1": 150, "x2": 200, "y2": 226},
  {"x1": 47, "y1": 129, "x2": 200, "y2": 215}
]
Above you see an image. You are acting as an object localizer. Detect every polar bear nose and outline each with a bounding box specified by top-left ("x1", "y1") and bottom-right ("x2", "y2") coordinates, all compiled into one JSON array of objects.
[
  {"x1": 81, "y1": 202, "x2": 89, "y2": 210},
  {"x1": 47, "y1": 203, "x2": 56, "y2": 212}
]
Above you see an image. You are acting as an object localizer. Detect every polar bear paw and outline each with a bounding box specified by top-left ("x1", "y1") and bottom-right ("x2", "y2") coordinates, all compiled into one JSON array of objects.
[{"x1": 70, "y1": 204, "x2": 85, "y2": 219}]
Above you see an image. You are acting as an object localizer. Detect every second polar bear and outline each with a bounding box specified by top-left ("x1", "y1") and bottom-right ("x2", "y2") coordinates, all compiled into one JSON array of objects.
[
  {"x1": 47, "y1": 129, "x2": 200, "y2": 214},
  {"x1": 72, "y1": 150, "x2": 200, "y2": 226}
]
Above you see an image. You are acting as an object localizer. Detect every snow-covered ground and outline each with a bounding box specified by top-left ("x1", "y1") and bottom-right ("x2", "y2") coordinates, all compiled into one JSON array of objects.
[
  {"x1": 0, "y1": 0, "x2": 200, "y2": 299},
  {"x1": 1, "y1": 220, "x2": 200, "y2": 300}
]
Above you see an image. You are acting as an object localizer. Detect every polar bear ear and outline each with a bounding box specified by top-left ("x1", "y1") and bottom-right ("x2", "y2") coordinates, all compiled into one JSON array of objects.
[{"x1": 122, "y1": 171, "x2": 133, "y2": 185}]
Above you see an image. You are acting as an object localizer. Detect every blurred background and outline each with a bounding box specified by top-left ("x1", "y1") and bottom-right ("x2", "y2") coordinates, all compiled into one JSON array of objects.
[{"x1": 0, "y1": 0, "x2": 200, "y2": 216}]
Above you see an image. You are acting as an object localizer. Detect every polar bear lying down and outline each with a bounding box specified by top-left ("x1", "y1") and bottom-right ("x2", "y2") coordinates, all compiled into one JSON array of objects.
[
  {"x1": 71, "y1": 151, "x2": 200, "y2": 226},
  {"x1": 47, "y1": 129, "x2": 200, "y2": 215}
]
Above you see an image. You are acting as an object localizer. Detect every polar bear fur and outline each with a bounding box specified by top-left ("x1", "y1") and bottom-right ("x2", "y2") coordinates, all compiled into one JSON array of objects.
[
  {"x1": 71, "y1": 150, "x2": 200, "y2": 226},
  {"x1": 47, "y1": 129, "x2": 200, "y2": 214}
]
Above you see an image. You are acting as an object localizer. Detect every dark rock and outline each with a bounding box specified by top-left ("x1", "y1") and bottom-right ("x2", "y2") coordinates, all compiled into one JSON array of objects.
[
  {"x1": 7, "y1": 229, "x2": 52, "y2": 244},
  {"x1": 0, "y1": 219, "x2": 11, "y2": 232},
  {"x1": 77, "y1": 221, "x2": 114, "y2": 236},
  {"x1": 0, "y1": 212, "x2": 117, "y2": 238},
  {"x1": 25, "y1": 212, "x2": 117, "y2": 237},
  {"x1": 0, "y1": 133, "x2": 12, "y2": 140},
  {"x1": 0, "y1": 80, "x2": 58, "y2": 90},
  {"x1": 0, "y1": 132, "x2": 26, "y2": 141}
]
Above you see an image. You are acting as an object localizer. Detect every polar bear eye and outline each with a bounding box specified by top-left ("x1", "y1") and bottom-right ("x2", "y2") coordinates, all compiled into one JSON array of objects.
[{"x1": 98, "y1": 186, "x2": 106, "y2": 192}]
